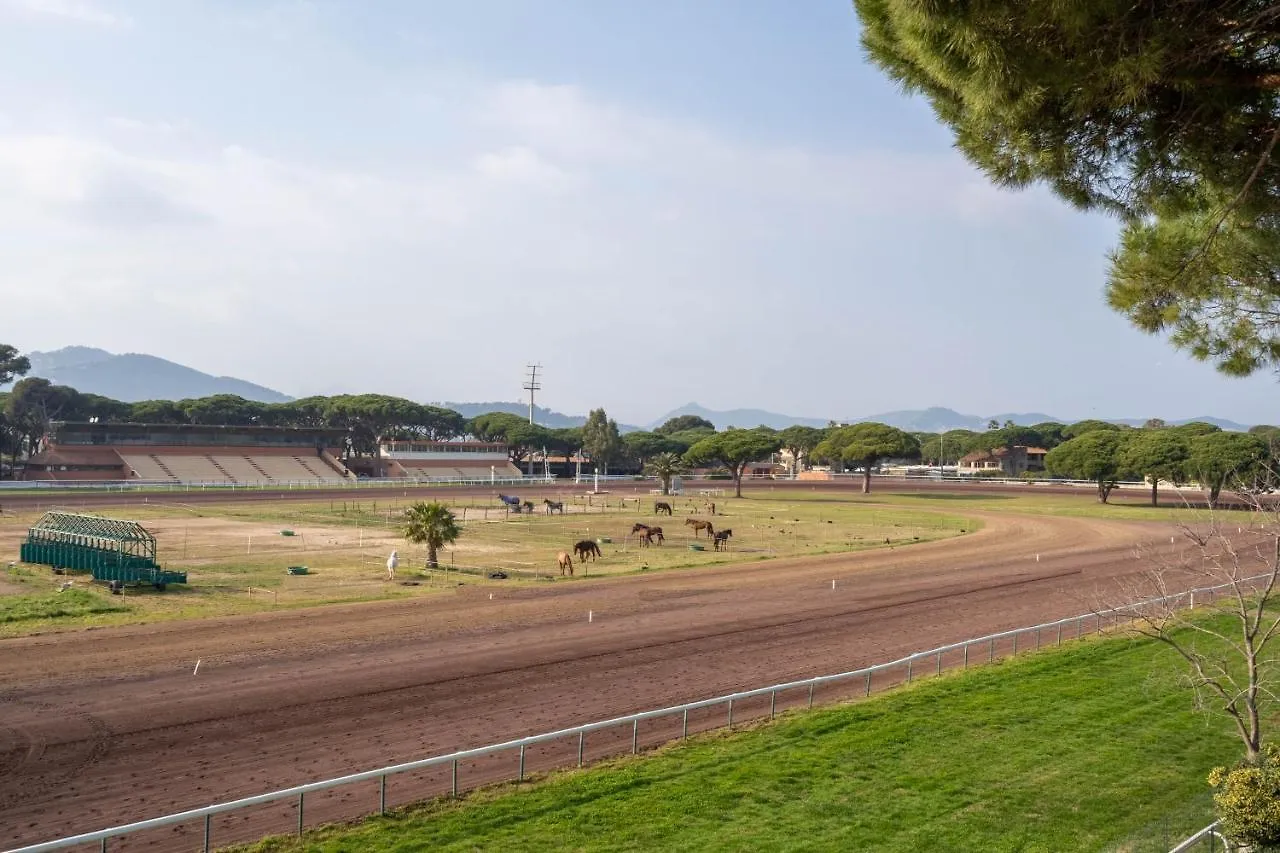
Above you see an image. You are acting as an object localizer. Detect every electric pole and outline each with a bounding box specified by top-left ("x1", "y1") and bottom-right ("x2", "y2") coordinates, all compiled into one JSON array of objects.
[{"x1": 522, "y1": 364, "x2": 542, "y2": 425}]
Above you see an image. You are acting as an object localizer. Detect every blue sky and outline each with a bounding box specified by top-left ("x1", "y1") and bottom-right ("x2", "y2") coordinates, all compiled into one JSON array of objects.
[{"x1": 1, "y1": 0, "x2": 1274, "y2": 425}]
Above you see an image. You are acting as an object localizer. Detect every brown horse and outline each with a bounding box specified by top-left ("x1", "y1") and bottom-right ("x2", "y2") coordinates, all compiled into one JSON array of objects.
[
  {"x1": 631, "y1": 523, "x2": 665, "y2": 547},
  {"x1": 654, "y1": 501, "x2": 673, "y2": 516},
  {"x1": 684, "y1": 518, "x2": 714, "y2": 538},
  {"x1": 712, "y1": 529, "x2": 732, "y2": 551},
  {"x1": 573, "y1": 540, "x2": 601, "y2": 562},
  {"x1": 556, "y1": 551, "x2": 574, "y2": 576},
  {"x1": 705, "y1": 501, "x2": 716, "y2": 516},
  {"x1": 544, "y1": 499, "x2": 565, "y2": 515}
]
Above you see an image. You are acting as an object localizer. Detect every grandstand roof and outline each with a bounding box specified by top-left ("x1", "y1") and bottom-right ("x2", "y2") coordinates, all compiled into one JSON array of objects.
[{"x1": 30, "y1": 511, "x2": 156, "y2": 548}]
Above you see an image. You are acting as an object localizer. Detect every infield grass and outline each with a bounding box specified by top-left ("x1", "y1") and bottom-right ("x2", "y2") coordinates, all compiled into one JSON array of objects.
[{"x1": 235, "y1": 628, "x2": 1244, "y2": 853}]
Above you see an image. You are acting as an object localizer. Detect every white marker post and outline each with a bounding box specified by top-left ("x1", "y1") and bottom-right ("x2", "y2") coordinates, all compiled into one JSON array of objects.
[
  {"x1": 831, "y1": 579, "x2": 836, "y2": 590},
  {"x1": 589, "y1": 610, "x2": 594, "y2": 623},
  {"x1": 193, "y1": 659, "x2": 201, "y2": 676}
]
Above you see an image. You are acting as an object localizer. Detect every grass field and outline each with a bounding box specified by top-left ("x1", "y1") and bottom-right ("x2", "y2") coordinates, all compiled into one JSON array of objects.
[
  {"x1": 233, "y1": 628, "x2": 1246, "y2": 853},
  {"x1": 0, "y1": 492, "x2": 975, "y2": 635}
]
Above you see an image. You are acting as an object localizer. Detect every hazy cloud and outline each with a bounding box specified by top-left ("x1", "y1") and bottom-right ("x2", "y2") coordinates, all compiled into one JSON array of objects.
[{"x1": 2, "y1": 0, "x2": 130, "y2": 28}]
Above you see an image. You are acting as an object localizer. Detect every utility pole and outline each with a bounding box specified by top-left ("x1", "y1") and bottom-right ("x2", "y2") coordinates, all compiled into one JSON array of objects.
[
  {"x1": 522, "y1": 364, "x2": 542, "y2": 425},
  {"x1": 522, "y1": 364, "x2": 542, "y2": 477}
]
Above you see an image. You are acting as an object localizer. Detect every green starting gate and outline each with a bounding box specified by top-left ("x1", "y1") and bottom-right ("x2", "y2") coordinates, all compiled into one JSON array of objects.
[{"x1": 20, "y1": 510, "x2": 187, "y2": 588}]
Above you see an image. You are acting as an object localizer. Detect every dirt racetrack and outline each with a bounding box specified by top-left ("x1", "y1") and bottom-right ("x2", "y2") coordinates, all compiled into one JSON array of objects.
[{"x1": 0, "y1": 498, "x2": 1221, "y2": 851}]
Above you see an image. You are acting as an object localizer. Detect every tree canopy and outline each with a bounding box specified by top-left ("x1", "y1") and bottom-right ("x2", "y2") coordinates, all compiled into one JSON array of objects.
[
  {"x1": 0, "y1": 344, "x2": 31, "y2": 386},
  {"x1": 582, "y1": 408, "x2": 622, "y2": 475},
  {"x1": 1120, "y1": 428, "x2": 1191, "y2": 506},
  {"x1": 684, "y1": 427, "x2": 782, "y2": 498},
  {"x1": 777, "y1": 425, "x2": 826, "y2": 476},
  {"x1": 855, "y1": 0, "x2": 1280, "y2": 375},
  {"x1": 813, "y1": 423, "x2": 918, "y2": 493},
  {"x1": 1187, "y1": 431, "x2": 1271, "y2": 505},
  {"x1": 655, "y1": 415, "x2": 716, "y2": 435},
  {"x1": 1045, "y1": 431, "x2": 1133, "y2": 503}
]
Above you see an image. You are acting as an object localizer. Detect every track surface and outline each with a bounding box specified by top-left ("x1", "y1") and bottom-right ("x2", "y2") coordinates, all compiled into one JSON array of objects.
[{"x1": 0, "y1": 486, "x2": 1205, "y2": 852}]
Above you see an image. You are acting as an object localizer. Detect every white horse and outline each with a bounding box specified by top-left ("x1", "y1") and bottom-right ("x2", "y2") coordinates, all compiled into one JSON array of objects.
[{"x1": 386, "y1": 550, "x2": 399, "y2": 580}]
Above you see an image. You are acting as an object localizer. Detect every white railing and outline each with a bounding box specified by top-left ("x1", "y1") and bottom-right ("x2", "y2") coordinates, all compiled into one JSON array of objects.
[
  {"x1": 6, "y1": 573, "x2": 1264, "y2": 853},
  {"x1": 0, "y1": 475, "x2": 555, "y2": 492},
  {"x1": 1169, "y1": 822, "x2": 1230, "y2": 852}
]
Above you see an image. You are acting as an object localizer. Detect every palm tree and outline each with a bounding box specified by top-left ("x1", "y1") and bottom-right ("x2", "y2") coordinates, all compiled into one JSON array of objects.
[
  {"x1": 644, "y1": 452, "x2": 688, "y2": 496},
  {"x1": 403, "y1": 501, "x2": 461, "y2": 569}
]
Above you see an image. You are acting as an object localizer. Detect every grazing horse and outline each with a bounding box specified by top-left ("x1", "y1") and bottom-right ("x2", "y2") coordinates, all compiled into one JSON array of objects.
[
  {"x1": 684, "y1": 518, "x2": 714, "y2": 538},
  {"x1": 573, "y1": 540, "x2": 602, "y2": 562},
  {"x1": 631, "y1": 523, "x2": 665, "y2": 547},
  {"x1": 556, "y1": 551, "x2": 574, "y2": 576},
  {"x1": 654, "y1": 501, "x2": 673, "y2": 516},
  {"x1": 712, "y1": 529, "x2": 733, "y2": 551},
  {"x1": 544, "y1": 499, "x2": 565, "y2": 515}
]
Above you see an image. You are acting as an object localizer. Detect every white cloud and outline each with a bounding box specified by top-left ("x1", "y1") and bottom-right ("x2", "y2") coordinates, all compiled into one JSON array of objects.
[{"x1": 3, "y1": 0, "x2": 130, "y2": 28}]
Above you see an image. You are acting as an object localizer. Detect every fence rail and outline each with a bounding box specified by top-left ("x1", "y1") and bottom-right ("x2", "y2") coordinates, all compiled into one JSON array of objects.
[
  {"x1": 6, "y1": 571, "x2": 1266, "y2": 853},
  {"x1": 1168, "y1": 821, "x2": 1230, "y2": 852},
  {"x1": 0, "y1": 475, "x2": 556, "y2": 493}
]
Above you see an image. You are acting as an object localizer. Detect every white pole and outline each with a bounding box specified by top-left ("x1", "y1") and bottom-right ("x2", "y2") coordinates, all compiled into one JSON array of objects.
[{"x1": 588, "y1": 610, "x2": 593, "y2": 623}]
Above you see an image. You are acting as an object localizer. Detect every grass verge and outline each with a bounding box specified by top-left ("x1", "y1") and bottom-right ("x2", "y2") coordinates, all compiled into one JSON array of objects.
[
  {"x1": 0, "y1": 587, "x2": 129, "y2": 624},
  {"x1": 231, "y1": 631, "x2": 1241, "y2": 853}
]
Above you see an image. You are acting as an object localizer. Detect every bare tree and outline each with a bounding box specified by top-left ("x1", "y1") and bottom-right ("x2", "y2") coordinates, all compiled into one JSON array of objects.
[{"x1": 1117, "y1": 497, "x2": 1280, "y2": 765}]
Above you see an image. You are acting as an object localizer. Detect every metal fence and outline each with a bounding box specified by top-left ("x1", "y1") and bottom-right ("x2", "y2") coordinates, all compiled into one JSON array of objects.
[
  {"x1": 1169, "y1": 822, "x2": 1233, "y2": 852},
  {"x1": 6, "y1": 572, "x2": 1265, "y2": 853},
  {"x1": 0, "y1": 475, "x2": 556, "y2": 493}
]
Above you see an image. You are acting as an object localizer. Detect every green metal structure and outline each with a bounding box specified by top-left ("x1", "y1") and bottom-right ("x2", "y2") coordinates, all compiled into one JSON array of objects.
[{"x1": 20, "y1": 511, "x2": 187, "y2": 588}]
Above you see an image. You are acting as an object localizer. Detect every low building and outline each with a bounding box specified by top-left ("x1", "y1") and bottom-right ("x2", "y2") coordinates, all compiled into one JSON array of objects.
[
  {"x1": 957, "y1": 446, "x2": 1048, "y2": 477},
  {"x1": 378, "y1": 440, "x2": 522, "y2": 480}
]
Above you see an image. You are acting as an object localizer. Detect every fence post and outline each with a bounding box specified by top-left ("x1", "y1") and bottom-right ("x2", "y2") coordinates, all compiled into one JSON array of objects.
[
  {"x1": 1035, "y1": 628, "x2": 1041, "y2": 650},
  {"x1": 452, "y1": 759, "x2": 459, "y2": 797},
  {"x1": 770, "y1": 690, "x2": 777, "y2": 720},
  {"x1": 935, "y1": 651, "x2": 942, "y2": 676},
  {"x1": 204, "y1": 814, "x2": 211, "y2": 853},
  {"x1": 1056, "y1": 623, "x2": 1063, "y2": 646},
  {"x1": 865, "y1": 671, "x2": 872, "y2": 696},
  {"x1": 963, "y1": 644, "x2": 969, "y2": 669},
  {"x1": 632, "y1": 720, "x2": 639, "y2": 753},
  {"x1": 379, "y1": 775, "x2": 386, "y2": 815},
  {"x1": 519, "y1": 744, "x2": 526, "y2": 781},
  {"x1": 906, "y1": 659, "x2": 913, "y2": 683},
  {"x1": 579, "y1": 731, "x2": 586, "y2": 764},
  {"x1": 682, "y1": 709, "x2": 689, "y2": 739},
  {"x1": 101, "y1": 840, "x2": 106, "y2": 853},
  {"x1": 728, "y1": 698, "x2": 735, "y2": 729},
  {"x1": 1077, "y1": 616, "x2": 1083, "y2": 638},
  {"x1": 988, "y1": 637, "x2": 994, "y2": 661},
  {"x1": 809, "y1": 683, "x2": 816, "y2": 708},
  {"x1": 297, "y1": 792, "x2": 304, "y2": 838}
]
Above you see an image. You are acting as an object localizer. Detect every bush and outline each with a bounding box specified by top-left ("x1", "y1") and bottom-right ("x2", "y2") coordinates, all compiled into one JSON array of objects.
[{"x1": 1209, "y1": 744, "x2": 1280, "y2": 850}]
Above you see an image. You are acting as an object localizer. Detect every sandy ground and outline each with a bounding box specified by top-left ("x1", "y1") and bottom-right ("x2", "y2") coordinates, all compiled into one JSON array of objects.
[{"x1": 0, "y1": 497, "x2": 1228, "y2": 852}]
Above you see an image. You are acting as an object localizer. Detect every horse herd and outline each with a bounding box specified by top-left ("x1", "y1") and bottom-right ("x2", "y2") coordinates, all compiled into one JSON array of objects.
[{"x1": 552, "y1": 500, "x2": 732, "y2": 577}]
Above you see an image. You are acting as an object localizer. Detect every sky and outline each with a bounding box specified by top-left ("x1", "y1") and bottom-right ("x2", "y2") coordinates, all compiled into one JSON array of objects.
[{"x1": 1, "y1": 0, "x2": 1275, "y2": 426}]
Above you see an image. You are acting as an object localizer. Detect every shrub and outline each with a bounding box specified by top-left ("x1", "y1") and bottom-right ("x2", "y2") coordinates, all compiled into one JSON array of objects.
[{"x1": 1209, "y1": 743, "x2": 1280, "y2": 850}]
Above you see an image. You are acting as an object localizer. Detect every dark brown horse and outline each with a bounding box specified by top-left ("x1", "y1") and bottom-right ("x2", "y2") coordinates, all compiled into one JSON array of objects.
[
  {"x1": 684, "y1": 518, "x2": 714, "y2": 538},
  {"x1": 573, "y1": 540, "x2": 602, "y2": 561},
  {"x1": 654, "y1": 501, "x2": 673, "y2": 516},
  {"x1": 544, "y1": 499, "x2": 565, "y2": 515},
  {"x1": 631, "y1": 523, "x2": 665, "y2": 547},
  {"x1": 712, "y1": 529, "x2": 733, "y2": 551}
]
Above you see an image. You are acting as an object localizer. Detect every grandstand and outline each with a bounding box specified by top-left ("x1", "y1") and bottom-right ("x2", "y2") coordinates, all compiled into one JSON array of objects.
[
  {"x1": 23, "y1": 423, "x2": 354, "y2": 485},
  {"x1": 378, "y1": 439, "x2": 522, "y2": 480}
]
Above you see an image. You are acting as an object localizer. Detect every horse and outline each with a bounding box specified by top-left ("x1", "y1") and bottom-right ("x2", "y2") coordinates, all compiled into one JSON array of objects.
[
  {"x1": 522, "y1": 500, "x2": 535, "y2": 513},
  {"x1": 386, "y1": 550, "x2": 399, "y2": 580},
  {"x1": 544, "y1": 499, "x2": 565, "y2": 515},
  {"x1": 631, "y1": 523, "x2": 664, "y2": 547},
  {"x1": 654, "y1": 501, "x2": 673, "y2": 516},
  {"x1": 497, "y1": 494, "x2": 521, "y2": 508},
  {"x1": 573, "y1": 540, "x2": 602, "y2": 562},
  {"x1": 705, "y1": 501, "x2": 716, "y2": 516},
  {"x1": 556, "y1": 551, "x2": 574, "y2": 576},
  {"x1": 712, "y1": 529, "x2": 733, "y2": 551},
  {"x1": 684, "y1": 518, "x2": 714, "y2": 538}
]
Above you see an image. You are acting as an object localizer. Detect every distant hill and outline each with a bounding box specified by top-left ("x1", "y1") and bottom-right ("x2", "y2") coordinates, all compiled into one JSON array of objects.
[
  {"x1": 6, "y1": 347, "x2": 291, "y2": 403},
  {"x1": 647, "y1": 403, "x2": 830, "y2": 431},
  {"x1": 444, "y1": 401, "x2": 643, "y2": 432},
  {"x1": 1109, "y1": 416, "x2": 1251, "y2": 432}
]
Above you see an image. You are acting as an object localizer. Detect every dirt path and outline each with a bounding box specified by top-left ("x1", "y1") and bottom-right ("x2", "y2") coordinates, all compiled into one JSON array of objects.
[{"x1": 0, "y1": 510, "x2": 1194, "y2": 850}]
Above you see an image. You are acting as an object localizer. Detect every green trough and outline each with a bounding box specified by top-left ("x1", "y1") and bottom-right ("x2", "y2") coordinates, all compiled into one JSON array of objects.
[{"x1": 19, "y1": 510, "x2": 187, "y2": 589}]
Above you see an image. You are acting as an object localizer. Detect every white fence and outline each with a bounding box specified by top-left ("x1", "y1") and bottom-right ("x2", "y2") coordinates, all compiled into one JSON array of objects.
[
  {"x1": 0, "y1": 475, "x2": 556, "y2": 493},
  {"x1": 6, "y1": 574, "x2": 1263, "y2": 853},
  {"x1": 1169, "y1": 822, "x2": 1231, "y2": 852}
]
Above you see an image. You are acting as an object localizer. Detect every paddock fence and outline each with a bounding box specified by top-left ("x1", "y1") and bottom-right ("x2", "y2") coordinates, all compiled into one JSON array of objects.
[
  {"x1": 6, "y1": 571, "x2": 1267, "y2": 853},
  {"x1": 1168, "y1": 822, "x2": 1233, "y2": 852}
]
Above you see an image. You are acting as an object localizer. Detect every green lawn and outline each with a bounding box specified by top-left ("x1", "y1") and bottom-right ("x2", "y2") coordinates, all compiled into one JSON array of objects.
[
  {"x1": 0, "y1": 587, "x2": 129, "y2": 624},
  {"x1": 235, "y1": 631, "x2": 1243, "y2": 853}
]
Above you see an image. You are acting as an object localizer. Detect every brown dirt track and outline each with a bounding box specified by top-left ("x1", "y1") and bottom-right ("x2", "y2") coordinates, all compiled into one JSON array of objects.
[{"x1": 0, "y1": 484, "x2": 1210, "y2": 851}]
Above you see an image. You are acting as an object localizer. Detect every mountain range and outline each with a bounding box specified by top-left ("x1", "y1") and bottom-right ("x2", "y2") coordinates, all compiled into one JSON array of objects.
[
  {"x1": 4, "y1": 347, "x2": 1257, "y2": 432},
  {"x1": 5, "y1": 347, "x2": 291, "y2": 403}
]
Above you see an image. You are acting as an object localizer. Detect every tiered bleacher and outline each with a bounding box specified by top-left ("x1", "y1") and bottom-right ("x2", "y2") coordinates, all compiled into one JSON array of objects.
[
  {"x1": 24, "y1": 423, "x2": 353, "y2": 485},
  {"x1": 378, "y1": 439, "x2": 522, "y2": 480}
]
